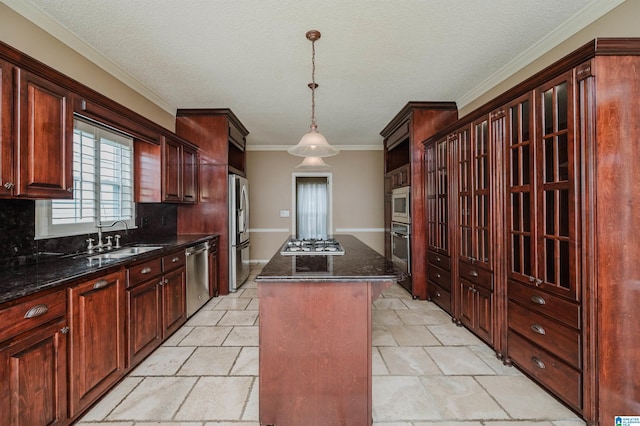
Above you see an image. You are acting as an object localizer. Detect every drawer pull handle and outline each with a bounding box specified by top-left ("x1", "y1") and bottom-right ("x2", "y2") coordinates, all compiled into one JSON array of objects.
[
  {"x1": 436, "y1": 256, "x2": 441, "y2": 262},
  {"x1": 435, "y1": 291, "x2": 441, "y2": 297},
  {"x1": 141, "y1": 267, "x2": 152, "y2": 274},
  {"x1": 530, "y1": 295, "x2": 546, "y2": 305},
  {"x1": 172, "y1": 256, "x2": 180, "y2": 263},
  {"x1": 469, "y1": 270, "x2": 479, "y2": 277},
  {"x1": 93, "y1": 280, "x2": 108, "y2": 289},
  {"x1": 436, "y1": 273, "x2": 441, "y2": 279},
  {"x1": 24, "y1": 304, "x2": 49, "y2": 319},
  {"x1": 531, "y1": 356, "x2": 546, "y2": 369},
  {"x1": 530, "y1": 324, "x2": 546, "y2": 335}
]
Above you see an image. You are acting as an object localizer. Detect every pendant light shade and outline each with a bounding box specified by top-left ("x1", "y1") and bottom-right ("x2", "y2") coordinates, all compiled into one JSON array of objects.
[
  {"x1": 288, "y1": 30, "x2": 339, "y2": 158},
  {"x1": 288, "y1": 124, "x2": 339, "y2": 157},
  {"x1": 295, "y1": 155, "x2": 331, "y2": 169}
]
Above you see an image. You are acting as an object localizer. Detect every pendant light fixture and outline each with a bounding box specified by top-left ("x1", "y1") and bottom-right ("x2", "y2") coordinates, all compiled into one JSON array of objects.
[
  {"x1": 288, "y1": 30, "x2": 339, "y2": 158},
  {"x1": 295, "y1": 156, "x2": 331, "y2": 169}
]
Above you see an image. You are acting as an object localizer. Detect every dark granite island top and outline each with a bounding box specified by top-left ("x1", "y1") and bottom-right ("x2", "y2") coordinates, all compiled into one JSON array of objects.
[
  {"x1": 256, "y1": 234, "x2": 403, "y2": 426},
  {"x1": 255, "y1": 234, "x2": 402, "y2": 282}
]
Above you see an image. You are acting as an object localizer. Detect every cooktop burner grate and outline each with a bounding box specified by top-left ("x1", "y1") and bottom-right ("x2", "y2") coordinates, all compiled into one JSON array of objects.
[{"x1": 280, "y1": 238, "x2": 345, "y2": 256}]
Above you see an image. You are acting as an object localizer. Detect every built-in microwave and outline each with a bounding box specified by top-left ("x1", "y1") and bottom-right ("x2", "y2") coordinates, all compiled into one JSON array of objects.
[{"x1": 391, "y1": 186, "x2": 410, "y2": 224}]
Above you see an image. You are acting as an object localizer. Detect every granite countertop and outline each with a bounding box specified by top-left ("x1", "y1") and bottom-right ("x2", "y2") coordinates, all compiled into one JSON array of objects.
[
  {"x1": 0, "y1": 234, "x2": 218, "y2": 305},
  {"x1": 256, "y1": 235, "x2": 404, "y2": 282}
]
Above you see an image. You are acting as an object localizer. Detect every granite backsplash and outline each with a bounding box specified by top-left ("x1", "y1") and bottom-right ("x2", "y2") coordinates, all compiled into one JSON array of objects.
[{"x1": 0, "y1": 199, "x2": 177, "y2": 268}]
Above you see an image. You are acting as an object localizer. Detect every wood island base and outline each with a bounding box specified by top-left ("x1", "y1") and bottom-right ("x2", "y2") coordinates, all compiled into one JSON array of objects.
[{"x1": 258, "y1": 280, "x2": 393, "y2": 426}]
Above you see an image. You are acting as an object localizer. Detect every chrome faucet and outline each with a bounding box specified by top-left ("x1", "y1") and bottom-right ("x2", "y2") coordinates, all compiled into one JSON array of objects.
[{"x1": 89, "y1": 220, "x2": 129, "y2": 252}]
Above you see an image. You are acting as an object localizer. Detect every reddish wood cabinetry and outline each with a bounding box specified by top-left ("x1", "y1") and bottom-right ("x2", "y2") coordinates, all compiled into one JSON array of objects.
[
  {"x1": 68, "y1": 269, "x2": 126, "y2": 417},
  {"x1": 381, "y1": 102, "x2": 458, "y2": 299},
  {"x1": 0, "y1": 59, "x2": 12, "y2": 197},
  {"x1": 175, "y1": 109, "x2": 249, "y2": 295},
  {"x1": 126, "y1": 250, "x2": 186, "y2": 367},
  {"x1": 0, "y1": 289, "x2": 68, "y2": 426},
  {"x1": 419, "y1": 40, "x2": 640, "y2": 424},
  {"x1": 15, "y1": 68, "x2": 74, "y2": 199},
  {"x1": 162, "y1": 136, "x2": 198, "y2": 203}
]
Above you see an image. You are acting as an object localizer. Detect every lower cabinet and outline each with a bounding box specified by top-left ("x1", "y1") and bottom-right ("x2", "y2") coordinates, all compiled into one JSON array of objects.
[
  {"x1": 0, "y1": 316, "x2": 68, "y2": 426},
  {"x1": 457, "y1": 261, "x2": 494, "y2": 345},
  {"x1": 126, "y1": 250, "x2": 186, "y2": 367},
  {"x1": 68, "y1": 269, "x2": 126, "y2": 417}
]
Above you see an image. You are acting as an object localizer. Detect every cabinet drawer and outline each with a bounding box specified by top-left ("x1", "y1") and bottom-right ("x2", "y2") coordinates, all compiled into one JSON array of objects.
[
  {"x1": 428, "y1": 265, "x2": 451, "y2": 291},
  {"x1": 459, "y1": 261, "x2": 493, "y2": 291},
  {"x1": 0, "y1": 289, "x2": 66, "y2": 342},
  {"x1": 508, "y1": 330, "x2": 582, "y2": 411},
  {"x1": 428, "y1": 282, "x2": 451, "y2": 314},
  {"x1": 128, "y1": 258, "x2": 162, "y2": 287},
  {"x1": 508, "y1": 301, "x2": 581, "y2": 368},
  {"x1": 163, "y1": 250, "x2": 185, "y2": 271},
  {"x1": 508, "y1": 280, "x2": 580, "y2": 329},
  {"x1": 428, "y1": 251, "x2": 450, "y2": 271}
]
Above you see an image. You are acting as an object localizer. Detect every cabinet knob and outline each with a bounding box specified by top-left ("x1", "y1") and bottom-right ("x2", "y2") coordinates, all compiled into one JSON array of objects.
[
  {"x1": 165, "y1": 279, "x2": 169, "y2": 284},
  {"x1": 436, "y1": 273, "x2": 441, "y2": 279},
  {"x1": 469, "y1": 270, "x2": 479, "y2": 277},
  {"x1": 172, "y1": 256, "x2": 180, "y2": 263},
  {"x1": 535, "y1": 278, "x2": 543, "y2": 286},
  {"x1": 531, "y1": 356, "x2": 546, "y2": 369},
  {"x1": 435, "y1": 256, "x2": 441, "y2": 262},
  {"x1": 60, "y1": 326, "x2": 69, "y2": 334},
  {"x1": 435, "y1": 291, "x2": 441, "y2": 298},
  {"x1": 530, "y1": 324, "x2": 546, "y2": 335},
  {"x1": 24, "y1": 304, "x2": 49, "y2": 319},
  {"x1": 159, "y1": 280, "x2": 164, "y2": 286},
  {"x1": 3, "y1": 182, "x2": 14, "y2": 190},
  {"x1": 67, "y1": 187, "x2": 74, "y2": 192}
]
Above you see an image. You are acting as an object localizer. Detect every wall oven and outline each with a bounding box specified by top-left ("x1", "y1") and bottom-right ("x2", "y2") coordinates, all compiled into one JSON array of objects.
[
  {"x1": 391, "y1": 222, "x2": 410, "y2": 274},
  {"x1": 391, "y1": 186, "x2": 410, "y2": 224}
]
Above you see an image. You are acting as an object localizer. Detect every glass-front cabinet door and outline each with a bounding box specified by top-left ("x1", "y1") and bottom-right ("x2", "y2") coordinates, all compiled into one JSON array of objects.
[
  {"x1": 506, "y1": 71, "x2": 579, "y2": 301},
  {"x1": 426, "y1": 137, "x2": 449, "y2": 255}
]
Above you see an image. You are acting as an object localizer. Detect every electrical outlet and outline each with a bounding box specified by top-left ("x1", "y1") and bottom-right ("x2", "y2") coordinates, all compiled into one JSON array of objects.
[
  {"x1": 161, "y1": 216, "x2": 167, "y2": 226},
  {"x1": 141, "y1": 217, "x2": 149, "y2": 227}
]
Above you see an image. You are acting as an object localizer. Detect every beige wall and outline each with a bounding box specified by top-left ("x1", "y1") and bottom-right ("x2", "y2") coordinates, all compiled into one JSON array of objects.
[
  {"x1": 0, "y1": 3, "x2": 175, "y2": 131},
  {"x1": 460, "y1": 0, "x2": 640, "y2": 116},
  {"x1": 246, "y1": 150, "x2": 384, "y2": 261}
]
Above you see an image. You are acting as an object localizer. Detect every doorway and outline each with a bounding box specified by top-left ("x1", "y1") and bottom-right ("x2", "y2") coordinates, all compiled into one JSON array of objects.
[{"x1": 292, "y1": 173, "x2": 332, "y2": 239}]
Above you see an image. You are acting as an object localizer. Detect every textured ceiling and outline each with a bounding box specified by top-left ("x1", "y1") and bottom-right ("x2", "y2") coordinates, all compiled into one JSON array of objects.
[{"x1": 6, "y1": 0, "x2": 618, "y2": 148}]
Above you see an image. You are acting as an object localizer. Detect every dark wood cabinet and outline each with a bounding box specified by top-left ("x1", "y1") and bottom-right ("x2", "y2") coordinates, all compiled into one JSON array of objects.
[
  {"x1": 126, "y1": 250, "x2": 186, "y2": 367},
  {"x1": 0, "y1": 289, "x2": 68, "y2": 426},
  {"x1": 68, "y1": 270, "x2": 126, "y2": 417},
  {"x1": 381, "y1": 102, "x2": 458, "y2": 299},
  {"x1": 419, "y1": 40, "x2": 640, "y2": 424},
  {"x1": 209, "y1": 236, "x2": 219, "y2": 297},
  {"x1": 0, "y1": 59, "x2": 13, "y2": 197},
  {"x1": 15, "y1": 68, "x2": 74, "y2": 199},
  {"x1": 162, "y1": 136, "x2": 198, "y2": 203},
  {"x1": 425, "y1": 137, "x2": 452, "y2": 313},
  {"x1": 175, "y1": 109, "x2": 249, "y2": 295}
]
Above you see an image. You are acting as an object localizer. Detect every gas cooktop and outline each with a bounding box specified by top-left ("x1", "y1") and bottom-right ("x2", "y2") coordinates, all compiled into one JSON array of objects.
[{"x1": 280, "y1": 238, "x2": 345, "y2": 256}]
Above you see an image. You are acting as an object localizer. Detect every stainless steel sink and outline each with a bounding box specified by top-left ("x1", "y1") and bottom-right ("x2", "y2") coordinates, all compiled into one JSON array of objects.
[{"x1": 87, "y1": 245, "x2": 164, "y2": 260}]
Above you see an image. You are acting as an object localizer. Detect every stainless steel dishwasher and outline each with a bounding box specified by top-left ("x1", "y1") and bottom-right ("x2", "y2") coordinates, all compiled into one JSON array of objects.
[{"x1": 185, "y1": 242, "x2": 210, "y2": 317}]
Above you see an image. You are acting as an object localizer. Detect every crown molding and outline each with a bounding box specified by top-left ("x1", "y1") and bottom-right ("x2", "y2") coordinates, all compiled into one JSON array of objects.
[
  {"x1": 456, "y1": 0, "x2": 626, "y2": 110},
  {"x1": 2, "y1": 0, "x2": 177, "y2": 115},
  {"x1": 245, "y1": 144, "x2": 383, "y2": 152}
]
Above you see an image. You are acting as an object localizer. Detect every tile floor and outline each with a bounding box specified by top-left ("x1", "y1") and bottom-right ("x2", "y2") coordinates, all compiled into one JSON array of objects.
[{"x1": 76, "y1": 264, "x2": 586, "y2": 426}]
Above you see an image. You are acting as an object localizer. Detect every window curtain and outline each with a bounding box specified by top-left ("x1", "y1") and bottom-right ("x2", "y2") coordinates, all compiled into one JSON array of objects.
[{"x1": 296, "y1": 177, "x2": 328, "y2": 240}]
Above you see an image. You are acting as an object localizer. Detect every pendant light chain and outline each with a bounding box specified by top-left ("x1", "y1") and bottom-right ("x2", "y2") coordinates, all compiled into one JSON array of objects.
[{"x1": 310, "y1": 37, "x2": 316, "y2": 127}]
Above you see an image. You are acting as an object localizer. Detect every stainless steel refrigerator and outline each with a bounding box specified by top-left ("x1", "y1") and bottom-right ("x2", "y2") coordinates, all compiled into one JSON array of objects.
[{"x1": 229, "y1": 174, "x2": 250, "y2": 291}]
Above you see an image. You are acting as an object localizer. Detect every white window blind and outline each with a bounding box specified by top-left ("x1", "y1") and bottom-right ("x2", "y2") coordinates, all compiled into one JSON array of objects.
[{"x1": 36, "y1": 118, "x2": 135, "y2": 239}]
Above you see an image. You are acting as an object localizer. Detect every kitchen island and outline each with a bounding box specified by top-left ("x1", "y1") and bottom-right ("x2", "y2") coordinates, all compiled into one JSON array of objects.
[{"x1": 256, "y1": 235, "x2": 402, "y2": 426}]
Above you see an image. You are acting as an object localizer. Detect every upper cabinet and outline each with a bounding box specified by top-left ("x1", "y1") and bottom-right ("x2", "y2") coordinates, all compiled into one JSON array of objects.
[
  {"x1": 162, "y1": 135, "x2": 198, "y2": 203},
  {"x1": 14, "y1": 69, "x2": 74, "y2": 199}
]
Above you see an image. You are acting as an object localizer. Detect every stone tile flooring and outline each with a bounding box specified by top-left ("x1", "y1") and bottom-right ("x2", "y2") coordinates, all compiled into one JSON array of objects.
[{"x1": 76, "y1": 264, "x2": 585, "y2": 426}]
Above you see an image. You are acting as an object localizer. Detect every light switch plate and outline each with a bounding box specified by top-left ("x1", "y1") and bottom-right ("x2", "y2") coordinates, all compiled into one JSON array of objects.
[{"x1": 279, "y1": 210, "x2": 290, "y2": 218}]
